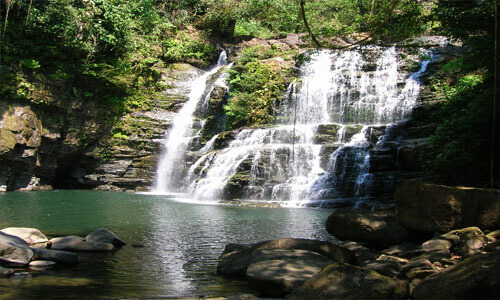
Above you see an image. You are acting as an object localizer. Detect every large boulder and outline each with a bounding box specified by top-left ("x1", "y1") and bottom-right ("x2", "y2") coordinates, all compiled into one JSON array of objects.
[
  {"x1": 0, "y1": 231, "x2": 34, "y2": 266},
  {"x1": 326, "y1": 208, "x2": 410, "y2": 248},
  {"x1": 49, "y1": 236, "x2": 115, "y2": 252},
  {"x1": 217, "y1": 238, "x2": 355, "y2": 276},
  {"x1": 246, "y1": 249, "x2": 333, "y2": 297},
  {"x1": 85, "y1": 228, "x2": 126, "y2": 247},
  {"x1": 395, "y1": 180, "x2": 500, "y2": 233},
  {"x1": 286, "y1": 263, "x2": 410, "y2": 300},
  {"x1": 31, "y1": 248, "x2": 79, "y2": 264},
  {"x1": 412, "y1": 250, "x2": 500, "y2": 299},
  {"x1": 1, "y1": 227, "x2": 49, "y2": 247}
]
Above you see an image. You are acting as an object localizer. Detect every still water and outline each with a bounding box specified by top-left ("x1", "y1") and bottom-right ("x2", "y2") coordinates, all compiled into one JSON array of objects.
[{"x1": 0, "y1": 190, "x2": 335, "y2": 299}]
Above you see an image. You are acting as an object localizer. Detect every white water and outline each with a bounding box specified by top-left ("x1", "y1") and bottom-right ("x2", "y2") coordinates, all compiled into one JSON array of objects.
[
  {"x1": 154, "y1": 47, "x2": 433, "y2": 206},
  {"x1": 153, "y1": 52, "x2": 228, "y2": 193}
]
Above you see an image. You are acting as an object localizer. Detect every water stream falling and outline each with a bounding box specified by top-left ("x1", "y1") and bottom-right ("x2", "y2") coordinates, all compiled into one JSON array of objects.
[
  {"x1": 154, "y1": 47, "x2": 434, "y2": 206},
  {"x1": 153, "y1": 51, "x2": 228, "y2": 193}
]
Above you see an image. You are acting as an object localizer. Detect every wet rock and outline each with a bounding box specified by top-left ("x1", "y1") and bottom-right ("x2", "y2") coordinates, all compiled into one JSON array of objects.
[
  {"x1": 246, "y1": 249, "x2": 333, "y2": 296},
  {"x1": 0, "y1": 227, "x2": 49, "y2": 247},
  {"x1": 395, "y1": 180, "x2": 500, "y2": 232},
  {"x1": 226, "y1": 294, "x2": 260, "y2": 300},
  {"x1": 413, "y1": 250, "x2": 500, "y2": 299},
  {"x1": 217, "y1": 238, "x2": 355, "y2": 276},
  {"x1": 326, "y1": 208, "x2": 410, "y2": 248},
  {"x1": 286, "y1": 263, "x2": 410, "y2": 300},
  {"x1": 49, "y1": 236, "x2": 115, "y2": 252},
  {"x1": 29, "y1": 260, "x2": 56, "y2": 269},
  {"x1": 0, "y1": 231, "x2": 34, "y2": 267},
  {"x1": 85, "y1": 228, "x2": 126, "y2": 247},
  {"x1": 401, "y1": 258, "x2": 439, "y2": 280},
  {"x1": 31, "y1": 248, "x2": 79, "y2": 264}
]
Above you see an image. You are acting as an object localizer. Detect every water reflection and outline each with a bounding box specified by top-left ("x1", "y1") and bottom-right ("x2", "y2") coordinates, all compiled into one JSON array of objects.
[{"x1": 0, "y1": 191, "x2": 335, "y2": 299}]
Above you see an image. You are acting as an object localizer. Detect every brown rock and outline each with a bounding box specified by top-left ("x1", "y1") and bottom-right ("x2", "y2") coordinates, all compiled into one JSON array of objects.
[{"x1": 395, "y1": 180, "x2": 500, "y2": 233}]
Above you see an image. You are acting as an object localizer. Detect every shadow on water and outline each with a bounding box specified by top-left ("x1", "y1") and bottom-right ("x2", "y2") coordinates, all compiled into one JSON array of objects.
[{"x1": 0, "y1": 190, "x2": 335, "y2": 299}]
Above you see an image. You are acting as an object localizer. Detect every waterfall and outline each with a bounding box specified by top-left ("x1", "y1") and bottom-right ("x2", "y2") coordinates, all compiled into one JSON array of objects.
[
  {"x1": 154, "y1": 46, "x2": 434, "y2": 206},
  {"x1": 153, "y1": 51, "x2": 229, "y2": 193}
]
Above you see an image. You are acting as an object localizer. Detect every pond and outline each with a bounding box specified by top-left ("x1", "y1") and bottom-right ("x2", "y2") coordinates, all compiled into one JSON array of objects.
[{"x1": 0, "y1": 190, "x2": 335, "y2": 299}]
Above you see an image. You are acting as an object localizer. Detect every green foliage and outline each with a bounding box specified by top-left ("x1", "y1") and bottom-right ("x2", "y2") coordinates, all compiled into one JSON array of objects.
[
  {"x1": 162, "y1": 32, "x2": 216, "y2": 64},
  {"x1": 224, "y1": 46, "x2": 293, "y2": 129},
  {"x1": 426, "y1": 70, "x2": 493, "y2": 184}
]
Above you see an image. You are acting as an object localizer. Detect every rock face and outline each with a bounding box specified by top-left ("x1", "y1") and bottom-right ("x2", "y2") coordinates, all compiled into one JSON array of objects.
[
  {"x1": 286, "y1": 262, "x2": 410, "y2": 300},
  {"x1": 1, "y1": 227, "x2": 49, "y2": 247},
  {"x1": 0, "y1": 63, "x2": 201, "y2": 192},
  {"x1": 395, "y1": 179, "x2": 500, "y2": 232},
  {"x1": 412, "y1": 250, "x2": 500, "y2": 299},
  {"x1": 85, "y1": 228, "x2": 126, "y2": 247},
  {"x1": 326, "y1": 208, "x2": 410, "y2": 248},
  {"x1": 0, "y1": 231, "x2": 34, "y2": 266}
]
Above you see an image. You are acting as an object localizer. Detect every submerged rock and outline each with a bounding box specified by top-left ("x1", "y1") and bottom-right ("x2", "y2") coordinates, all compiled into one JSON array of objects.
[
  {"x1": 0, "y1": 231, "x2": 34, "y2": 267},
  {"x1": 49, "y1": 236, "x2": 115, "y2": 252},
  {"x1": 0, "y1": 266, "x2": 14, "y2": 277},
  {"x1": 1, "y1": 227, "x2": 49, "y2": 247},
  {"x1": 412, "y1": 250, "x2": 500, "y2": 299},
  {"x1": 326, "y1": 208, "x2": 410, "y2": 248},
  {"x1": 286, "y1": 262, "x2": 410, "y2": 300},
  {"x1": 395, "y1": 180, "x2": 500, "y2": 233},
  {"x1": 85, "y1": 228, "x2": 126, "y2": 247}
]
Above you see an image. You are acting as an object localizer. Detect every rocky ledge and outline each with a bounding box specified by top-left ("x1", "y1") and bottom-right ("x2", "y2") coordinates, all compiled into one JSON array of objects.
[
  {"x1": 217, "y1": 180, "x2": 500, "y2": 299},
  {"x1": 0, "y1": 227, "x2": 125, "y2": 276}
]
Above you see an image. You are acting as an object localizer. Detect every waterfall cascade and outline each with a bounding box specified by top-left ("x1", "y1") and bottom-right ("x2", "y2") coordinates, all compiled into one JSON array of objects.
[
  {"x1": 154, "y1": 47, "x2": 434, "y2": 206},
  {"x1": 153, "y1": 51, "x2": 229, "y2": 193}
]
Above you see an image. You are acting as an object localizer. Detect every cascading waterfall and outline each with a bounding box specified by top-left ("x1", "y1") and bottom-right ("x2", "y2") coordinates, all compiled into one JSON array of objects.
[
  {"x1": 153, "y1": 51, "x2": 228, "y2": 193},
  {"x1": 154, "y1": 46, "x2": 434, "y2": 206}
]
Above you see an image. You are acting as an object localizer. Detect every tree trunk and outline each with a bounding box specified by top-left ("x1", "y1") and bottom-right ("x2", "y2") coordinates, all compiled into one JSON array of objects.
[{"x1": 299, "y1": 0, "x2": 321, "y2": 48}]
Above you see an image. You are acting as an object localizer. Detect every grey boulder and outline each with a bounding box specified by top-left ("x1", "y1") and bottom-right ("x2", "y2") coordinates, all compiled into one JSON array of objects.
[{"x1": 0, "y1": 231, "x2": 34, "y2": 266}]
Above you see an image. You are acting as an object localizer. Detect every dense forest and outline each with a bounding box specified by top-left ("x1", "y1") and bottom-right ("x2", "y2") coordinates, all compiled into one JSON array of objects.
[{"x1": 0, "y1": 0, "x2": 498, "y2": 187}]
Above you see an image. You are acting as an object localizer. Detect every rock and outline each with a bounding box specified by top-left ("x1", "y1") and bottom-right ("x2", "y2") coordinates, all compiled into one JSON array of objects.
[
  {"x1": 29, "y1": 260, "x2": 56, "y2": 269},
  {"x1": 0, "y1": 231, "x2": 34, "y2": 266},
  {"x1": 455, "y1": 229, "x2": 488, "y2": 258},
  {"x1": 326, "y1": 208, "x2": 410, "y2": 248},
  {"x1": 422, "y1": 238, "x2": 452, "y2": 250},
  {"x1": 0, "y1": 266, "x2": 14, "y2": 277},
  {"x1": 85, "y1": 228, "x2": 126, "y2": 247},
  {"x1": 246, "y1": 249, "x2": 333, "y2": 296},
  {"x1": 226, "y1": 294, "x2": 260, "y2": 300},
  {"x1": 377, "y1": 254, "x2": 409, "y2": 265},
  {"x1": 49, "y1": 236, "x2": 115, "y2": 252},
  {"x1": 413, "y1": 250, "x2": 500, "y2": 299},
  {"x1": 395, "y1": 180, "x2": 500, "y2": 232},
  {"x1": 217, "y1": 238, "x2": 355, "y2": 276},
  {"x1": 31, "y1": 248, "x2": 79, "y2": 264},
  {"x1": 286, "y1": 263, "x2": 410, "y2": 300},
  {"x1": 401, "y1": 258, "x2": 439, "y2": 280},
  {"x1": 483, "y1": 240, "x2": 500, "y2": 252},
  {"x1": 0, "y1": 227, "x2": 49, "y2": 247},
  {"x1": 363, "y1": 260, "x2": 402, "y2": 277},
  {"x1": 486, "y1": 230, "x2": 500, "y2": 240},
  {"x1": 411, "y1": 249, "x2": 450, "y2": 263}
]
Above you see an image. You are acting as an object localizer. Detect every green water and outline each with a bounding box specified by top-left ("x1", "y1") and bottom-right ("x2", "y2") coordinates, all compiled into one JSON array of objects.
[{"x1": 0, "y1": 190, "x2": 335, "y2": 299}]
